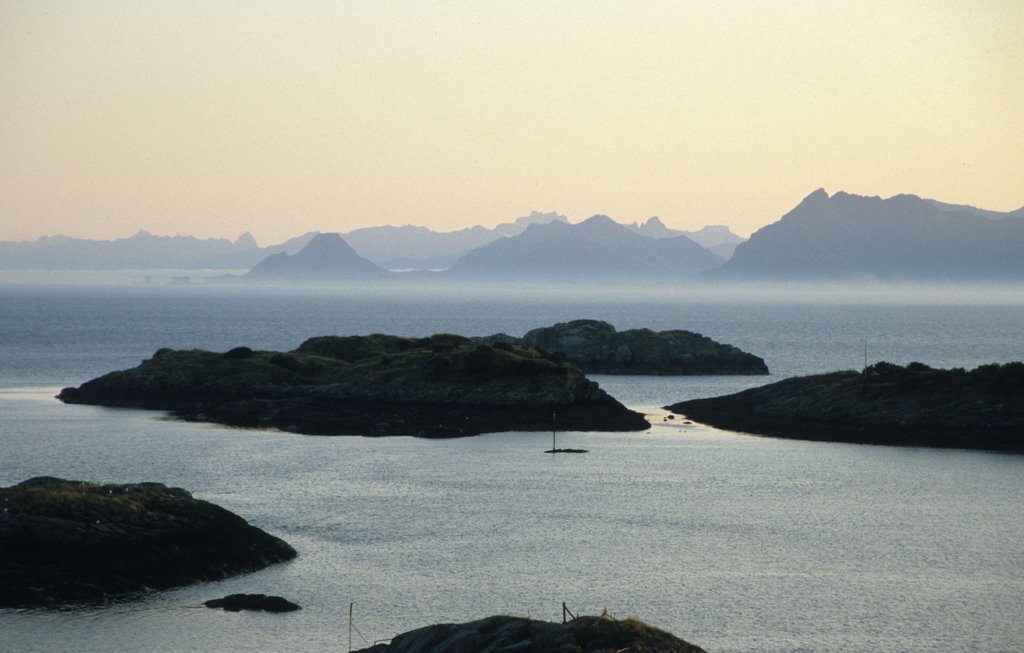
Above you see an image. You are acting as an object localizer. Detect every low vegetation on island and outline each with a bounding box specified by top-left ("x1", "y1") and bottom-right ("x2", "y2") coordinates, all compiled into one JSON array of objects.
[
  {"x1": 353, "y1": 614, "x2": 707, "y2": 653},
  {"x1": 0, "y1": 477, "x2": 296, "y2": 607},
  {"x1": 477, "y1": 319, "x2": 768, "y2": 375},
  {"x1": 667, "y1": 361, "x2": 1024, "y2": 451},
  {"x1": 58, "y1": 333, "x2": 649, "y2": 437}
]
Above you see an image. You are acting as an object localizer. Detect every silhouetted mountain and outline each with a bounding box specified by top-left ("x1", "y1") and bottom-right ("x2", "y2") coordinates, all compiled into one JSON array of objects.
[
  {"x1": 626, "y1": 218, "x2": 745, "y2": 259},
  {"x1": 343, "y1": 211, "x2": 567, "y2": 270},
  {"x1": 714, "y1": 189, "x2": 1024, "y2": 280},
  {"x1": 683, "y1": 225, "x2": 746, "y2": 259},
  {"x1": 244, "y1": 233, "x2": 386, "y2": 282},
  {"x1": 446, "y1": 215, "x2": 723, "y2": 280},
  {"x1": 627, "y1": 216, "x2": 679, "y2": 239},
  {"x1": 0, "y1": 229, "x2": 322, "y2": 270},
  {"x1": 200, "y1": 231, "x2": 319, "y2": 268},
  {"x1": 0, "y1": 231, "x2": 262, "y2": 270}
]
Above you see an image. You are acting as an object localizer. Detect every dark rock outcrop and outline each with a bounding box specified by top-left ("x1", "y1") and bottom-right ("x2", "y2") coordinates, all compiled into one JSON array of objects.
[
  {"x1": 478, "y1": 320, "x2": 768, "y2": 375},
  {"x1": 0, "y1": 477, "x2": 297, "y2": 608},
  {"x1": 204, "y1": 593, "x2": 301, "y2": 612},
  {"x1": 666, "y1": 361, "x2": 1024, "y2": 451},
  {"x1": 58, "y1": 334, "x2": 649, "y2": 437},
  {"x1": 354, "y1": 614, "x2": 707, "y2": 653}
]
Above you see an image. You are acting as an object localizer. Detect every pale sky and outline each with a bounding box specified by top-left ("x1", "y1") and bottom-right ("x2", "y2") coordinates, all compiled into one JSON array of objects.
[{"x1": 1, "y1": 1, "x2": 1022, "y2": 245}]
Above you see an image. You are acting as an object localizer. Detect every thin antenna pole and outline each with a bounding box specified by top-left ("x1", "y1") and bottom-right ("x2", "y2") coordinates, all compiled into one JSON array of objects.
[
  {"x1": 349, "y1": 602, "x2": 353, "y2": 653},
  {"x1": 552, "y1": 412, "x2": 557, "y2": 451},
  {"x1": 864, "y1": 340, "x2": 868, "y2": 372}
]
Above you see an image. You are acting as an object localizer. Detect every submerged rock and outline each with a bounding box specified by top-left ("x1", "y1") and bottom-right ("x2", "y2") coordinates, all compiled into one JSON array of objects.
[
  {"x1": 204, "y1": 593, "x2": 301, "y2": 612},
  {"x1": 666, "y1": 361, "x2": 1024, "y2": 451},
  {"x1": 0, "y1": 477, "x2": 297, "y2": 608},
  {"x1": 353, "y1": 614, "x2": 707, "y2": 653},
  {"x1": 478, "y1": 319, "x2": 768, "y2": 375},
  {"x1": 58, "y1": 333, "x2": 649, "y2": 437}
]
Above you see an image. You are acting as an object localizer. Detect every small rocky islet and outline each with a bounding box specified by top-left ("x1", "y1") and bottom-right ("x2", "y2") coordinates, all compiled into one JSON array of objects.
[
  {"x1": 667, "y1": 361, "x2": 1024, "y2": 451},
  {"x1": 204, "y1": 593, "x2": 301, "y2": 613},
  {"x1": 0, "y1": 477, "x2": 296, "y2": 608},
  {"x1": 477, "y1": 319, "x2": 769, "y2": 375},
  {"x1": 58, "y1": 332, "x2": 655, "y2": 437},
  {"x1": 353, "y1": 614, "x2": 707, "y2": 653}
]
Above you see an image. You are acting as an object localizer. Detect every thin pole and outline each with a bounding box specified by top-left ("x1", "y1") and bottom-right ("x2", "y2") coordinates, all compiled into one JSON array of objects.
[
  {"x1": 349, "y1": 602, "x2": 353, "y2": 653},
  {"x1": 864, "y1": 340, "x2": 868, "y2": 372},
  {"x1": 552, "y1": 412, "x2": 557, "y2": 451}
]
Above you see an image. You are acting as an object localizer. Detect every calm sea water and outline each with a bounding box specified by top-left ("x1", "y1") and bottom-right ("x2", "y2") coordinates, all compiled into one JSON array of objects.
[{"x1": 1, "y1": 282, "x2": 1023, "y2": 652}]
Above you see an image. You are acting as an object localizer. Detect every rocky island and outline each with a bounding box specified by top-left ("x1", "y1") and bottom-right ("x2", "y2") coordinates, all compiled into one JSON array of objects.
[
  {"x1": 59, "y1": 333, "x2": 649, "y2": 437},
  {"x1": 477, "y1": 319, "x2": 768, "y2": 375},
  {"x1": 666, "y1": 362, "x2": 1024, "y2": 451},
  {"x1": 353, "y1": 614, "x2": 707, "y2": 653},
  {"x1": 0, "y1": 477, "x2": 297, "y2": 607}
]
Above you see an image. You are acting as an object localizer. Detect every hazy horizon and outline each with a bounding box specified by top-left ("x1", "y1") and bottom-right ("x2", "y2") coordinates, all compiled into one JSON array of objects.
[{"x1": 2, "y1": 2, "x2": 1022, "y2": 244}]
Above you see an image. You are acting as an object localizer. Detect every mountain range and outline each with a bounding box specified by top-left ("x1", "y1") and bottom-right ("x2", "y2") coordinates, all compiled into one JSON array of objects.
[
  {"x1": 0, "y1": 230, "x2": 320, "y2": 271},
  {"x1": 341, "y1": 210, "x2": 569, "y2": 270},
  {"x1": 625, "y1": 217, "x2": 745, "y2": 259},
  {"x1": 0, "y1": 211, "x2": 573, "y2": 272},
  {"x1": 3, "y1": 190, "x2": 1022, "y2": 283},
  {"x1": 446, "y1": 215, "x2": 723, "y2": 280}
]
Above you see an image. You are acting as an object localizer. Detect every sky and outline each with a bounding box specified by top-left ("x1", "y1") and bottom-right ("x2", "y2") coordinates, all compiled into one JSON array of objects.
[{"x1": 1, "y1": 1, "x2": 1022, "y2": 245}]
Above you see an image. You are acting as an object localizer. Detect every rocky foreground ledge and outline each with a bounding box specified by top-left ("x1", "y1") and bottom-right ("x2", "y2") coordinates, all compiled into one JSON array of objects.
[
  {"x1": 667, "y1": 362, "x2": 1024, "y2": 451},
  {"x1": 59, "y1": 333, "x2": 649, "y2": 437},
  {"x1": 0, "y1": 477, "x2": 296, "y2": 607},
  {"x1": 478, "y1": 319, "x2": 768, "y2": 375},
  {"x1": 354, "y1": 614, "x2": 707, "y2": 653}
]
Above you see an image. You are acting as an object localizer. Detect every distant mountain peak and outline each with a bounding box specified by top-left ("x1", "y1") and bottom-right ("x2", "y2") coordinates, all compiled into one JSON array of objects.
[
  {"x1": 448, "y1": 213, "x2": 723, "y2": 280},
  {"x1": 580, "y1": 214, "x2": 617, "y2": 227},
  {"x1": 513, "y1": 211, "x2": 569, "y2": 227},
  {"x1": 245, "y1": 232, "x2": 385, "y2": 281},
  {"x1": 714, "y1": 189, "x2": 1024, "y2": 281},
  {"x1": 631, "y1": 216, "x2": 681, "y2": 239},
  {"x1": 298, "y1": 232, "x2": 351, "y2": 256},
  {"x1": 803, "y1": 188, "x2": 830, "y2": 202},
  {"x1": 234, "y1": 232, "x2": 258, "y2": 249}
]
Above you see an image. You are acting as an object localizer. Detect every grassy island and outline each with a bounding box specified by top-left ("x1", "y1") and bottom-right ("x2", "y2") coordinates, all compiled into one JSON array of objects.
[
  {"x1": 353, "y1": 614, "x2": 707, "y2": 653},
  {"x1": 59, "y1": 333, "x2": 649, "y2": 436},
  {"x1": 0, "y1": 477, "x2": 296, "y2": 607},
  {"x1": 667, "y1": 361, "x2": 1024, "y2": 451},
  {"x1": 477, "y1": 319, "x2": 769, "y2": 375}
]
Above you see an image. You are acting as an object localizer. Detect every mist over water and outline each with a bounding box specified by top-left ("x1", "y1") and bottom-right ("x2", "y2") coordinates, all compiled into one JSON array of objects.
[{"x1": 2, "y1": 282, "x2": 1023, "y2": 652}]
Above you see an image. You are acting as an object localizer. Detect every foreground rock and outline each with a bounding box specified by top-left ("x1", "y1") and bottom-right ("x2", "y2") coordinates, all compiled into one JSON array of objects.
[
  {"x1": 204, "y1": 593, "x2": 300, "y2": 612},
  {"x1": 478, "y1": 319, "x2": 768, "y2": 375},
  {"x1": 0, "y1": 477, "x2": 297, "y2": 607},
  {"x1": 667, "y1": 362, "x2": 1024, "y2": 451},
  {"x1": 354, "y1": 614, "x2": 707, "y2": 653},
  {"x1": 59, "y1": 333, "x2": 649, "y2": 437}
]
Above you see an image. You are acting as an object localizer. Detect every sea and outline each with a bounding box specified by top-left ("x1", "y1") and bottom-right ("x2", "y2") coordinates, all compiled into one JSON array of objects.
[{"x1": 1, "y1": 280, "x2": 1022, "y2": 653}]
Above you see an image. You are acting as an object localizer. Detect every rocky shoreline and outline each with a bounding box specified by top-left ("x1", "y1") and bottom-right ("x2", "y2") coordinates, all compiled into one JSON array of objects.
[
  {"x1": 58, "y1": 333, "x2": 649, "y2": 437},
  {"x1": 667, "y1": 361, "x2": 1024, "y2": 451},
  {"x1": 0, "y1": 477, "x2": 297, "y2": 607}
]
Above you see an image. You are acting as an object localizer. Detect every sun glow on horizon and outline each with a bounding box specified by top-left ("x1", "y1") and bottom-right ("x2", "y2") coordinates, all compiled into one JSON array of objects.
[{"x1": 1, "y1": 1, "x2": 1022, "y2": 244}]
